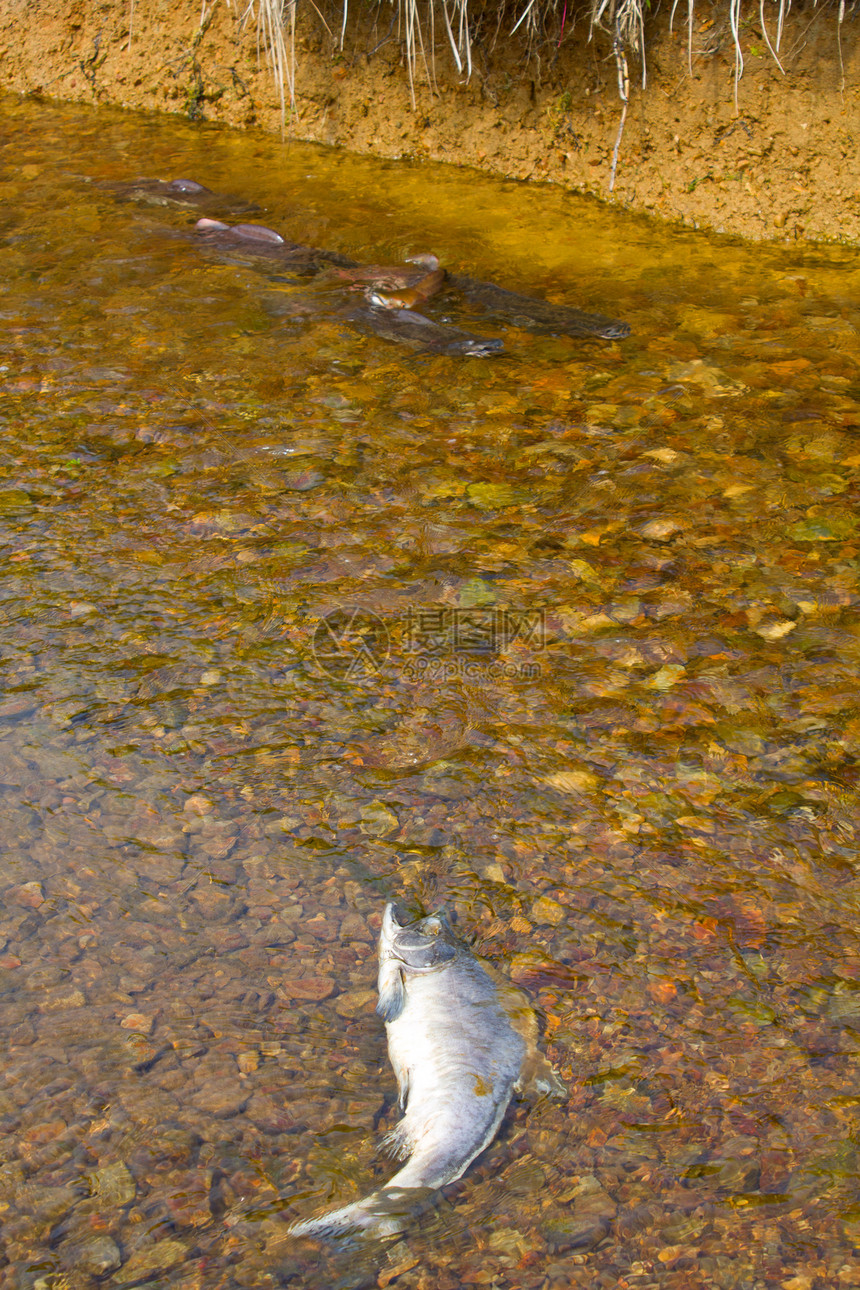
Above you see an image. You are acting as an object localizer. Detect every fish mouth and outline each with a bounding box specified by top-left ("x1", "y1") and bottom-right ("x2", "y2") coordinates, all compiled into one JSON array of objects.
[
  {"x1": 455, "y1": 337, "x2": 505, "y2": 357},
  {"x1": 596, "y1": 321, "x2": 632, "y2": 339}
]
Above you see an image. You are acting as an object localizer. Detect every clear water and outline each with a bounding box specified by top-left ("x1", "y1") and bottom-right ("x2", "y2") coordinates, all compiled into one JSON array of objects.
[{"x1": 1, "y1": 91, "x2": 859, "y2": 1290}]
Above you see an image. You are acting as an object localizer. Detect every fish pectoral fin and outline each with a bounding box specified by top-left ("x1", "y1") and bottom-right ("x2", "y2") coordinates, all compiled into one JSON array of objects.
[
  {"x1": 387, "y1": 1048, "x2": 410, "y2": 1112},
  {"x1": 515, "y1": 1051, "x2": 567, "y2": 1100},
  {"x1": 381, "y1": 1119, "x2": 414, "y2": 1161},
  {"x1": 377, "y1": 962, "x2": 406, "y2": 1023}
]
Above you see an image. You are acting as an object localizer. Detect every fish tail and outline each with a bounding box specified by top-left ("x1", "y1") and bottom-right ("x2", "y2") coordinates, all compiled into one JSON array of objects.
[
  {"x1": 288, "y1": 1187, "x2": 413, "y2": 1241},
  {"x1": 289, "y1": 1182, "x2": 437, "y2": 1241}
]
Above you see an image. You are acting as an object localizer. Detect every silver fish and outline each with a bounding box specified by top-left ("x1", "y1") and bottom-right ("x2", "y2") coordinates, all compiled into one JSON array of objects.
[{"x1": 289, "y1": 903, "x2": 565, "y2": 1239}]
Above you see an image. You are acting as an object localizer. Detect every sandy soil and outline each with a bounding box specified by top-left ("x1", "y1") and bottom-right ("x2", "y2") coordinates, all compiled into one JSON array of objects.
[{"x1": 0, "y1": 0, "x2": 857, "y2": 242}]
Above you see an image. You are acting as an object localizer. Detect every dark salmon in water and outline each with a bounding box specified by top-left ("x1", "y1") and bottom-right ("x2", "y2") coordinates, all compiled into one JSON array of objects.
[
  {"x1": 103, "y1": 177, "x2": 261, "y2": 216},
  {"x1": 449, "y1": 275, "x2": 632, "y2": 340},
  {"x1": 366, "y1": 267, "x2": 447, "y2": 310},
  {"x1": 348, "y1": 307, "x2": 504, "y2": 357},
  {"x1": 289, "y1": 903, "x2": 564, "y2": 1239}
]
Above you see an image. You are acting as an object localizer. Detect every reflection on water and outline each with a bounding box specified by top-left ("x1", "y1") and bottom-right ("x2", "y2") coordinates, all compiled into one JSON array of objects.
[{"x1": 1, "y1": 91, "x2": 860, "y2": 1289}]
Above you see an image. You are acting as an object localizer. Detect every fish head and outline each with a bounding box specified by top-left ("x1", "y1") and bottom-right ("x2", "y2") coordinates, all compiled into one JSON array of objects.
[
  {"x1": 381, "y1": 904, "x2": 458, "y2": 970},
  {"x1": 442, "y1": 336, "x2": 505, "y2": 358},
  {"x1": 596, "y1": 320, "x2": 632, "y2": 339},
  {"x1": 377, "y1": 904, "x2": 459, "y2": 1022},
  {"x1": 167, "y1": 178, "x2": 212, "y2": 195}
]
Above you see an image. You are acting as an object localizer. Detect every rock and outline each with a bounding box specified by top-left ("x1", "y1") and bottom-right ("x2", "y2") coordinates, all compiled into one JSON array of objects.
[
  {"x1": 641, "y1": 517, "x2": 684, "y2": 541},
  {"x1": 89, "y1": 1161, "x2": 136, "y2": 1205},
  {"x1": 544, "y1": 1213, "x2": 611, "y2": 1251},
  {"x1": 359, "y1": 802, "x2": 399, "y2": 836},
  {"x1": 191, "y1": 1080, "x2": 249, "y2": 1117},
  {"x1": 333, "y1": 988, "x2": 377, "y2": 1018},
  {"x1": 113, "y1": 1237, "x2": 187, "y2": 1282},
  {"x1": 184, "y1": 794, "x2": 214, "y2": 815},
  {"x1": 545, "y1": 1173, "x2": 617, "y2": 1249},
  {"x1": 192, "y1": 824, "x2": 238, "y2": 859},
  {"x1": 38, "y1": 988, "x2": 87, "y2": 1012},
  {"x1": 29, "y1": 1185, "x2": 79, "y2": 1223},
  {"x1": 76, "y1": 1235, "x2": 122, "y2": 1275},
  {"x1": 245, "y1": 1092, "x2": 296, "y2": 1133},
  {"x1": 340, "y1": 912, "x2": 372, "y2": 941},
  {"x1": 188, "y1": 884, "x2": 234, "y2": 916},
  {"x1": 301, "y1": 914, "x2": 339, "y2": 943},
  {"x1": 546, "y1": 769, "x2": 599, "y2": 795},
  {"x1": 531, "y1": 895, "x2": 567, "y2": 926},
  {"x1": 0, "y1": 488, "x2": 32, "y2": 512},
  {"x1": 276, "y1": 975, "x2": 336, "y2": 1002},
  {"x1": 9, "y1": 882, "x2": 45, "y2": 908},
  {"x1": 120, "y1": 1012, "x2": 155, "y2": 1034}
]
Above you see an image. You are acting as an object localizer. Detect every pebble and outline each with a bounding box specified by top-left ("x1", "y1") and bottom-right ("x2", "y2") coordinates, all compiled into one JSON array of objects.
[
  {"x1": 333, "y1": 987, "x2": 377, "y2": 1018},
  {"x1": 379, "y1": 1254, "x2": 420, "y2": 1286},
  {"x1": 341, "y1": 911, "x2": 373, "y2": 941},
  {"x1": 89, "y1": 1161, "x2": 136, "y2": 1206},
  {"x1": 120, "y1": 1012, "x2": 155, "y2": 1034},
  {"x1": 9, "y1": 882, "x2": 45, "y2": 908},
  {"x1": 640, "y1": 517, "x2": 684, "y2": 541},
  {"x1": 191, "y1": 1080, "x2": 250, "y2": 1117},
  {"x1": 359, "y1": 801, "x2": 400, "y2": 835},
  {"x1": 113, "y1": 1237, "x2": 187, "y2": 1282},
  {"x1": 29, "y1": 1185, "x2": 79, "y2": 1223},
  {"x1": 76, "y1": 1235, "x2": 122, "y2": 1274},
  {"x1": 547, "y1": 769, "x2": 599, "y2": 794},
  {"x1": 276, "y1": 975, "x2": 336, "y2": 1001},
  {"x1": 531, "y1": 896, "x2": 567, "y2": 926},
  {"x1": 245, "y1": 1091, "x2": 295, "y2": 1133}
]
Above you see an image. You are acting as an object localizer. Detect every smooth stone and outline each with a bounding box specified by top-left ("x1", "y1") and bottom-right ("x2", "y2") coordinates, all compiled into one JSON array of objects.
[
  {"x1": 76, "y1": 1235, "x2": 122, "y2": 1275},
  {"x1": 89, "y1": 1161, "x2": 136, "y2": 1206},
  {"x1": 113, "y1": 1238, "x2": 187, "y2": 1282},
  {"x1": 191, "y1": 1080, "x2": 249, "y2": 1117}
]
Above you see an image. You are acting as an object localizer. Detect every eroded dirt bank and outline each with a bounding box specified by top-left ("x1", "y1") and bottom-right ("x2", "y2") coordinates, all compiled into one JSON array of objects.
[{"x1": 0, "y1": 0, "x2": 858, "y2": 242}]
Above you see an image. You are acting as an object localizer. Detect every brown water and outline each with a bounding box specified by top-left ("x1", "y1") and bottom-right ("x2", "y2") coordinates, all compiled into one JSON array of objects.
[{"x1": 1, "y1": 91, "x2": 859, "y2": 1290}]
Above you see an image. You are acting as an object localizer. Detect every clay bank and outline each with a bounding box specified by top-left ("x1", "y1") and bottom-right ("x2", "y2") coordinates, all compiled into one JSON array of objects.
[{"x1": 0, "y1": 0, "x2": 858, "y2": 242}]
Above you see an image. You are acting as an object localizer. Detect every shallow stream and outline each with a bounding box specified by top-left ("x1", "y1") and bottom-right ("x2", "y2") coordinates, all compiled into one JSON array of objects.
[{"x1": 1, "y1": 92, "x2": 860, "y2": 1290}]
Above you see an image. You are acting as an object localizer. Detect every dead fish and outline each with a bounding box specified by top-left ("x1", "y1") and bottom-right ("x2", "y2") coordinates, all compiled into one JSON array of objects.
[
  {"x1": 289, "y1": 903, "x2": 564, "y2": 1240},
  {"x1": 351, "y1": 306, "x2": 504, "y2": 357},
  {"x1": 449, "y1": 274, "x2": 631, "y2": 340}
]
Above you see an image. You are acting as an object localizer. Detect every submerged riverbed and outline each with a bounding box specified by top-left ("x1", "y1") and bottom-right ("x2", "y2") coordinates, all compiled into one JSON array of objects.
[{"x1": 1, "y1": 92, "x2": 860, "y2": 1290}]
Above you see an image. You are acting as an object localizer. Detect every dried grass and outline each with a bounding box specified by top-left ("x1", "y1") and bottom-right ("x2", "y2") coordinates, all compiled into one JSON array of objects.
[{"x1": 235, "y1": 0, "x2": 849, "y2": 130}]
